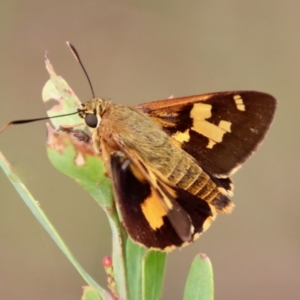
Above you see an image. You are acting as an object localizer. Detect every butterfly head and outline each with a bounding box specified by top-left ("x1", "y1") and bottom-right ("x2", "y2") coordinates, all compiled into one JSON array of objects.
[{"x1": 78, "y1": 98, "x2": 110, "y2": 129}]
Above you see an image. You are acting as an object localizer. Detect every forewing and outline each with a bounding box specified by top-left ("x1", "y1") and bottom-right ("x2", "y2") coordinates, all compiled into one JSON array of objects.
[{"x1": 136, "y1": 91, "x2": 276, "y2": 177}]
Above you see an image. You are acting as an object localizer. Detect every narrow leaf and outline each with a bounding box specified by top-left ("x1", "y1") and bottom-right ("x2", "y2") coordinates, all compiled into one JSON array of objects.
[
  {"x1": 125, "y1": 238, "x2": 147, "y2": 300},
  {"x1": 183, "y1": 253, "x2": 214, "y2": 300},
  {"x1": 0, "y1": 151, "x2": 112, "y2": 300},
  {"x1": 142, "y1": 249, "x2": 167, "y2": 300}
]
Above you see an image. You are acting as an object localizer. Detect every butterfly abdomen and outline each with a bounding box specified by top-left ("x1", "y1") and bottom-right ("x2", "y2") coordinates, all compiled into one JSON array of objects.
[{"x1": 164, "y1": 149, "x2": 233, "y2": 213}]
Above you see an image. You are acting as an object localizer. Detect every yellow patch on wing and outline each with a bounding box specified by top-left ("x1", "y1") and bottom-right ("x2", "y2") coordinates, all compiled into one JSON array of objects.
[
  {"x1": 172, "y1": 129, "x2": 190, "y2": 143},
  {"x1": 192, "y1": 119, "x2": 233, "y2": 149},
  {"x1": 218, "y1": 120, "x2": 231, "y2": 132},
  {"x1": 141, "y1": 187, "x2": 167, "y2": 230},
  {"x1": 202, "y1": 204, "x2": 217, "y2": 231},
  {"x1": 207, "y1": 140, "x2": 217, "y2": 149},
  {"x1": 169, "y1": 101, "x2": 234, "y2": 150},
  {"x1": 130, "y1": 164, "x2": 148, "y2": 183},
  {"x1": 188, "y1": 103, "x2": 233, "y2": 149},
  {"x1": 233, "y1": 94, "x2": 245, "y2": 111},
  {"x1": 190, "y1": 103, "x2": 212, "y2": 120}
]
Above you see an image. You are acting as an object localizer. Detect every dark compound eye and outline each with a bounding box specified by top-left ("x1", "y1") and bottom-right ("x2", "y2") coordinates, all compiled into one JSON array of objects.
[{"x1": 85, "y1": 113, "x2": 98, "y2": 128}]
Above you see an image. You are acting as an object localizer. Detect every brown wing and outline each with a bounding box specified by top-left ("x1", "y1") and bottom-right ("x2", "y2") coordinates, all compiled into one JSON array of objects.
[
  {"x1": 136, "y1": 91, "x2": 276, "y2": 177},
  {"x1": 110, "y1": 151, "x2": 213, "y2": 251}
]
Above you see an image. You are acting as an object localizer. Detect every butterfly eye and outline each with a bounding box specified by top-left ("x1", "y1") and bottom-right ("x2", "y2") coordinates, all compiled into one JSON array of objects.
[{"x1": 85, "y1": 113, "x2": 98, "y2": 128}]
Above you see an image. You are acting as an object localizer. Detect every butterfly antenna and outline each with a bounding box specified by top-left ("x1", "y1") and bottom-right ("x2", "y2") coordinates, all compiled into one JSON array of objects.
[
  {"x1": 1, "y1": 43, "x2": 92, "y2": 134},
  {"x1": 0, "y1": 111, "x2": 80, "y2": 133},
  {"x1": 66, "y1": 41, "x2": 95, "y2": 98}
]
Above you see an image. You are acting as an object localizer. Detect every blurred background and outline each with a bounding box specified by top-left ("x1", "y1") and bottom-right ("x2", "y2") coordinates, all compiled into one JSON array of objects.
[{"x1": 0, "y1": 1, "x2": 299, "y2": 299}]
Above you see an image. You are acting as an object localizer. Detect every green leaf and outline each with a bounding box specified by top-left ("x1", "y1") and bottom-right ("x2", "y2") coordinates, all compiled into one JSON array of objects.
[
  {"x1": 81, "y1": 286, "x2": 102, "y2": 300},
  {"x1": 142, "y1": 249, "x2": 167, "y2": 300},
  {"x1": 0, "y1": 151, "x2": 112, "y2": 300},
  {"x1": 125, "y1": 238, "x2": 147, "y2": 300},
  {"x1": 42, "y1": 55, "x2": 84, "y2": 128},
  {"x1": 183, "y1": 253, "x2": 214, "y2": 300},
  {"x1": 125, "y1": 238, "x2": 167, "y2": 300},
  {"x1": 46, "y1": 126, "x2": 113, "y2": 207}
]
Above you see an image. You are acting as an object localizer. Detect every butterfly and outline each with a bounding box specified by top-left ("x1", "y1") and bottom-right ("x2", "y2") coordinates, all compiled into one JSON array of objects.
[{"x1": 74, "y1": 90, "x2": 276, "y2": 251}]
